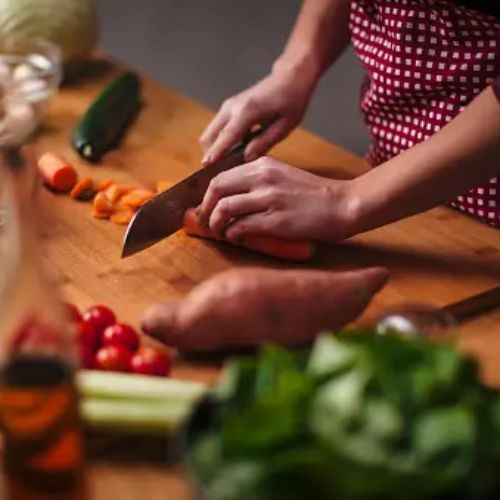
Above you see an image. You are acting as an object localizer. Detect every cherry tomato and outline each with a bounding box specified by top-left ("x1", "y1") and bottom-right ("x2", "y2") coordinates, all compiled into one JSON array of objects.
[
  {"x1": 74, "y1": 321, "x2": 100, "y2": 351},
  {"x1": 130, "y1": 347, "x2": 171, "y2": 377},
  {"x1": 82, "y1": 306, "x2": 116, "y2": 338},
  {"x1": 102, "y1": 323, "x2": 139, "y2": 352},
  {"x1": 80, "y1": 345, "x2": 95, "y2": 369},
  {"x1": 95, "y1": 345, "x2": 131, "y2": 372},
  {"x1": 64, "y1": 302, "x2": 82, "y2": 324}
]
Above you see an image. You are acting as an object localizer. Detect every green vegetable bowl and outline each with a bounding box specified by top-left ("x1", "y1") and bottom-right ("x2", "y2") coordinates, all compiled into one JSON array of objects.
[{"x1": 184, "y1": 330, "x2": 500, "y2": 500}]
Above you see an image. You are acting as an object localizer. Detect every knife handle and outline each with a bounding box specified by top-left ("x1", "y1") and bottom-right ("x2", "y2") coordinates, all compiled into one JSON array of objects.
[
  {"x1": 442, "y1": 285, "x2": 500, "y2": 323},
  {"x1": 225, "y1": 127, "x2": 267, "y2": 161}
]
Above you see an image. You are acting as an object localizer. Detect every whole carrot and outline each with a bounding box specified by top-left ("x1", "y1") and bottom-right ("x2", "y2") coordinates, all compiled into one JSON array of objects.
[{"x1": 183, "y1": 208, "x2": 315, "y2": 261}]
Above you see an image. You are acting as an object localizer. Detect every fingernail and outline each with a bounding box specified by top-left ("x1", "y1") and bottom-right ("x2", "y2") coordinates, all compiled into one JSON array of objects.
[
  {"x1": 246, "y1": 152, "x2": 258, "y2": 162},
  {"x1": 202, "y1": 153, "x2": 212, "y2": 164}
]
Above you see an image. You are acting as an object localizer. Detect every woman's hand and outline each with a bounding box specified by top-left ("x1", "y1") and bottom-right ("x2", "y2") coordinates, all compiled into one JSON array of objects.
[
  {"x1": 199, "y1": 64, "x2": 317, "y2": 165},
  {"x1": 197, "y1": 156, "x2": 359, "y2": 243}
]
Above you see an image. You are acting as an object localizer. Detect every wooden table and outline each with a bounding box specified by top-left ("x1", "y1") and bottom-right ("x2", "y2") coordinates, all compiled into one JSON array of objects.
[{"x1": 32, "y1": 58, "x2": 500, "y2": 499}]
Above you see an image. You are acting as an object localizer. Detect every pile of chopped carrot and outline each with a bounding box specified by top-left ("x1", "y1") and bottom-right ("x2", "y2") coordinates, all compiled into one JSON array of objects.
[{"x1": 37, "y1": 151, "x2": 173, "y2": 227}]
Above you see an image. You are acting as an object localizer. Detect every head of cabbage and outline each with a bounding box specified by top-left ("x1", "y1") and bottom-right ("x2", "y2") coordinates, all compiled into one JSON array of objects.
[{"x1": 0, "y1": 0, "x2": 98, "y2": 68}]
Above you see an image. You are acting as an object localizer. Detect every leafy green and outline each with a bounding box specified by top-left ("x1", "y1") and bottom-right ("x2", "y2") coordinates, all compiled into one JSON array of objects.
[{"x1": 187, "y1": 330, "x2": 500, "y2": 499}]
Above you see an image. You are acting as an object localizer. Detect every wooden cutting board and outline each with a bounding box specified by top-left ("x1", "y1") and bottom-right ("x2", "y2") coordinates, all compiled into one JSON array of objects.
[{"x1": 29, "y1": 57, "x2": 500, "y2": 498}]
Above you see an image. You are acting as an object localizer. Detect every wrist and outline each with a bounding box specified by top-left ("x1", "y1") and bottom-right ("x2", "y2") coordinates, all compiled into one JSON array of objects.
[
  {"x1": 272, "y1": 52, "x2": 321, "y2": 92},
  {"x1": 334, "y1": 179, "x2": 369, "y2": 239}
]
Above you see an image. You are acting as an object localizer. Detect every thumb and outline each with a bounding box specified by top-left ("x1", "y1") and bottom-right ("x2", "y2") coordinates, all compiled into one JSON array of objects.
[
  {"x1": 244, "y1": 119, "x2": 290, "y2": 161},
  {"x1": 141, "y1": 301, "x2": 181, "y2": 343},
  {"x1": 350, "y1": 267, "x2": 390, "y2": 302}
]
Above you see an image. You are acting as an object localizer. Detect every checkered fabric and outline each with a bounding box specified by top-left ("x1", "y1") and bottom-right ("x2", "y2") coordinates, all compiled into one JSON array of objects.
[{"x1": 351, "y1": 0, "x2": 499, "y2": 227}]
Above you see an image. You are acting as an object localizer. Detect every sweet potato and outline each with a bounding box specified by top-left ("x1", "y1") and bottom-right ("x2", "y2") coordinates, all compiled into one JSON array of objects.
[
  {"x1": 142, "y1": 267, "x2": 389, "y2": 351},
  {"x1": 183, "y1": 207, "x2": 316, "y2": 261}
]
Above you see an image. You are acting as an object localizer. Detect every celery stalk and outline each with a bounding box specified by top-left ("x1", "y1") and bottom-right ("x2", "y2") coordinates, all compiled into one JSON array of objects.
[
  {"x1": 81, "y1": 398, "x2": 193, "y2": 434},
  {"x1": 77, "y1": 370, "x2": 208, "y2": 402}
]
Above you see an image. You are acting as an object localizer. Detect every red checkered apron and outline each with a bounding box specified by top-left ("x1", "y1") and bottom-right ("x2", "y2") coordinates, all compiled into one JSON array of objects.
[{"x1": 350, "y1": 0, "x2": 500, "y2": 227}]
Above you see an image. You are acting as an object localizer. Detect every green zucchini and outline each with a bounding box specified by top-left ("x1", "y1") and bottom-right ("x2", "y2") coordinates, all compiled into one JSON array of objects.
[{"x1": 72, "y1": 72, "x2": 142, "y2": 162}]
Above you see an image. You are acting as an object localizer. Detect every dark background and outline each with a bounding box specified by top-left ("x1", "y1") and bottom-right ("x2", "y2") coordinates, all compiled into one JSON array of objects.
[{"x1": 96, "y1": 0, "x2": 368, "y2": 155}]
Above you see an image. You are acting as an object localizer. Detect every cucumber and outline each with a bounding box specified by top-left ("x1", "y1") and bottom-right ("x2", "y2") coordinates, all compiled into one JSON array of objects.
[{"x1": 72, "y1": 72, "x2": 142, "y2": 162}]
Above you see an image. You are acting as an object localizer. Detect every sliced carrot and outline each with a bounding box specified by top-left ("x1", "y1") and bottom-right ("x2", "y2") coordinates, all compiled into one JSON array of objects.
[
  {"x1": 157, "y1": 180, "x2": 174, "y2": 193},
  {"x1": 183, "y1": 207, "x2": 212, "y2": 238},
  {"x1": 95, "y1": 178, "x2": 114, "y2": 191},
  {"x1": 121, "y1": 189, "x2": 155, "y2": 209},
  {"x1": 37, "y1": 152, "x2": 78, "y2": 193},
  {"x1": 111, "y1": 208, "x2": 135, "y2": 225},
  {"x1": 92, "y1": 192, "x2": 114, "y2": 219},
  {"x1": 105, "y1": 184, "x2": 132, "y2": 203},
  {"x1": 70, "y1": 177, "x2": 95, "y2": 200},
  {"x1": 183, "y1": 207, "x2": 315, "y2": 261}
]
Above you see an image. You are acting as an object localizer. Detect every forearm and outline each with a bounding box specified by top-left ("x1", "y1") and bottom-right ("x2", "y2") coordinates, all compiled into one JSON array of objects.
[
  {"x1": 273, "y1": 0, "x2": 351, "y2": 86},
  {"x1": 348, "y1": 85, "x2": 500, "y2": 233}
]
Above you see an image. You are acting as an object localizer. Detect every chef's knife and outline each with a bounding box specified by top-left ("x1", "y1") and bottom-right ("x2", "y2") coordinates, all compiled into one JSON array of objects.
[{"x1": 122, "y1": 128, "x2": 264, "y2": 258}]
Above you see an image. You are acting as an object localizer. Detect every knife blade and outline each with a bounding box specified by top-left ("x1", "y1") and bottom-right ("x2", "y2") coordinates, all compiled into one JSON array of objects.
[{"x1": 121, "y1": 128, "x2": 264, "y2": 257}]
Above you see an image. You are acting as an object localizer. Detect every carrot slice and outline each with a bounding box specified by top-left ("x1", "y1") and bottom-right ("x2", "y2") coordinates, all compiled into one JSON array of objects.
[
  {"x1": 157, "y1": 181, "x2": 174, "y2": 193},
  {"x1": 105, "y1": 184, "x2": 132, "y2": 203},
  {"x1": 70, "y1": 177, "x2": 95, "y2": 200},
  {"x1": 37, "y1": 153, "x2": 78, "y2": 193},
  {"x1": 183, "y1": 207, "x2": 315, "y2": 261},
  {"x1": 111, "y1": 208, "x2": 135, "y2": 225},
  {"x1": 183, "y1": 207, "x2": 212, "y2": 238},
  {"x1": 121, "y1": 189, "x2": 155, "y2": 209},
  {"x1": 92, "y1": 192, "x2": 114, "y2": 219},
  {"x1": 96, "y1": 179, "x2": 114, "y2": 191}
]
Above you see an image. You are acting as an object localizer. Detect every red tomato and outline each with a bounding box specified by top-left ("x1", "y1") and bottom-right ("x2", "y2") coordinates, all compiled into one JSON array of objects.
[
  {"x1": 80, "y1": 345, "x2": 95, "y2": 369},
  {"x1": 74, "y1": 321, "x2": 100, "y2": 351},
  {"x1": 130, "y1": 347, "x2": 171, "y2": 377},
  {"x1": 64, "y1": 303, "x2": 82, "y2": 323},
  {"x1": 82, "y1": 306, "x2": 116, "y2": 337},
  {"x1": 95, "y1": 345, "x2": 131, "y2": 372},
  {"x1": 102, "y1": 323, "x2": 139, "y2": 352}
]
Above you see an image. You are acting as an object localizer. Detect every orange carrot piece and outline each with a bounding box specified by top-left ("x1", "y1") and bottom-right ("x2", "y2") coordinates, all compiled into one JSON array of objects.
[
  {"x1": 183, "y1": 207, "x2": 315, "y2": 261},
  {"x1": 70, "y1": 177, "x2": 94, "y2": 200},
  {"x1": 37, "y1": 153, "x2": 78, "y2": 193},
  {"x1": 183, "y1": 207, "x2": 212, "y2": 238},
  {"x1": 105, "y1": 184, "x2": 132, "y2": 203},
  {"x1": 156, "y1": 181, "x2": 174, "y2": 193},
  {"x1": 121, "y1": 189, "x2": 155, "y2": 209},
  {"x1": 91, "y1": 192, "x2": 114, "y2": 219},
  {"x1": 95, "y1": 179, "x2": 114, "y2": 191},
  {"x1": 241, "y1": 235, "x2": 315, "y2": 261},
  {"x1": 111, "y1": 208, "x2": 134, "y2": 225}
]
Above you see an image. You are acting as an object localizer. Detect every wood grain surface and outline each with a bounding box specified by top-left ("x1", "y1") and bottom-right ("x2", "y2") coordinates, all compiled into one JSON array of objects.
[{"x1": 27, "y1": 57, "x2": 500, "y2": 498}]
